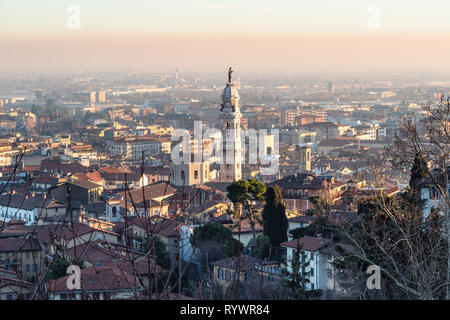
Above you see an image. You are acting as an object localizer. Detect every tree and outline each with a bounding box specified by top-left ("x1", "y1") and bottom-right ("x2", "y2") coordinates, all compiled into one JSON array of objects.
[
  {"x1": 261, "y1": 186, "x2": 288, "y2": 260},
  {"x1": 334, "y1": 97, "x2": 450, "y2": 300},
  {"x1": 227, "y1": 179, "x2": 266, "y2": 253},
  {"x1": 254, "y1": 234, "x2": 271, "y2": 260},
  {"x1": 283, "y1": 242, "x2": 310, "y2": 299},
  {"x1": 147, "y1": 236, "x2": 171, "y2": 269},
  {"x1": 190, "y1": 223, "x2": 243, "y2": 270},
  {"x1": 47, "y1": 256, "x2": 85, "y2": 281},
  {"x1": 307, "y1": 196, "x2": 331, "y2": 217},
  {"x1": 408, "y1": 152, "x2": 429, "y2": 203}
]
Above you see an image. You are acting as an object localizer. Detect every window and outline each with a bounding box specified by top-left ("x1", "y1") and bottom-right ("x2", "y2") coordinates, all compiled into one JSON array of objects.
[
  {"x1": 310, "y1": 268, "x2": 314, "y2": 277},
  {"x1": 225, "y1": 270, "x2": 230, "y2": 281},
  {"x1": 217, "y1": 268, "x2": 223, "y2": 280},
  {"x1": 310, "y1": 252, "x2": 314, "y2": 260},
  {"x1": 6, "y1": 294, "x2": 13, "y2": 300},
  {"x1": 311, "y1": 283, "x2": 315, "y2": 290},
  {"x1": 181, "y1": 170, "x2": 185, "y2": 180},
  {"x1": 301, "y1": 253, "x2": 306, "y2": 263},
  {"x1": 26, "y1": 264, "x2": 30, "y2": 272},
  {"x1": 32, "y1": 264, "x2": 38, "y2": 272},
  {"x1": 194, "y1": 170, "x2": 198, "y2": 179}
]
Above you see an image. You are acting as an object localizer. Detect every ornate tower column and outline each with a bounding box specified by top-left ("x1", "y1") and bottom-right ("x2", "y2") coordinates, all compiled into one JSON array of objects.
[{"x1": 219, "y1": 67, "x2": 242, "y2": 182}]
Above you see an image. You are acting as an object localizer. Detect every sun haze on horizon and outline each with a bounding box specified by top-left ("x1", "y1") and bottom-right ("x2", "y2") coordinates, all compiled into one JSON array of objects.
[{"x1": 1, "y1": 0, "x2": 450, "y2": 74}]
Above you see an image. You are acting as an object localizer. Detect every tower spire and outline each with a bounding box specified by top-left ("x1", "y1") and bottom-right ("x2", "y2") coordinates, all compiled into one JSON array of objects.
[{"x1": 219, "y1": 67, "x2": 242, "y2": 182}]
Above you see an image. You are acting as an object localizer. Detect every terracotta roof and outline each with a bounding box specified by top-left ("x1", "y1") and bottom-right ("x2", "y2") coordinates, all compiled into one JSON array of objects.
[
  {"x1": 47, "y1": 264, "x2": 140, "y2": 293},
  {"x1": 143, "y1": 166, "x2": 170, "y2": 175},
  {"x1": 63, "y1": 240, "x2": 125, "y2": 267},
  {"x1": 280, "y1": 236, "x2": 332, "y2": 252},
  {"x1": 0, "y1": 237, "x2": 43, "y2": 253},
  {"x1": 269, "y1": 173, "x2": 346, "y2": 190},
  {"x1": 35, "y1": 223, "x2": 117, "y2": 245},
  {"x1": 32, "y1": 175, "x2": 59, "y2": 184},
  {"x1": 231, "y1": 219, "x2": 263, "y2": 234},
  {"x1": 99, "y1": 166, "x2": 133, "y2": 174},
  {"x1": 68, "y1": 178, "x2": 102, "y2": 190},
  {"x1": 117, "y1": 217, "x2": 182, "y2": 238},
  {"x1": 0, "y1": 193, "x2": 56, "y2": 211},
  {"x1": 118, "y1": 182, "x2": 176, "y2": 202},
  {"x1": 74, "y1": 170, "x2": 104, "y2": 183},
  {"x1": 202, "y1": 182, "x2": 232, "y2": 193}
]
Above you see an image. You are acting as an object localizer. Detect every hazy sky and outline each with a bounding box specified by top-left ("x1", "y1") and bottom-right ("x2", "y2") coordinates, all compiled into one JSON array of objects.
[{"x1": 1, "y1": 0, "x2": 450, "y2": 74}]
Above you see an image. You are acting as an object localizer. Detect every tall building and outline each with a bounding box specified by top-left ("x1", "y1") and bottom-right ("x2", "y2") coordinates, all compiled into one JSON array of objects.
[
  {"x1": 299, "y1": 146, "x2": 311, "y2": 171},
  {"x1": 96, "y1": 90, "x2": 106, "y2": 103},
  {"x1": 219, "y1": 67, "x2": 242, "y2": 182},
  {"x1": 280, "y1": 108, "x2": 297, "y2": 127},
  {"x1": 328, "y1": 81, "x2": 335, "y2": 94}
]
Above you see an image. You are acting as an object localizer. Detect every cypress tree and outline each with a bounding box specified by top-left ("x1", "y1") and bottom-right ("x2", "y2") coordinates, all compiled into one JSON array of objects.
[{"x1": 262, "y1": 186, "x2": 288, "y2": 259}]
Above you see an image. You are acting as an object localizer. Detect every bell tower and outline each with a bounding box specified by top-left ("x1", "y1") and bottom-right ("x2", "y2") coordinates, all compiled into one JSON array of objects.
[{"x1": 219, "y1": 67, "x2": 242, "y2": 182}]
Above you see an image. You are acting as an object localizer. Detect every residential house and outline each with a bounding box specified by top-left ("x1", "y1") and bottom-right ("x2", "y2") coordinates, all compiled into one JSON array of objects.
[
  {"x1": 0, "y1": 237, "x2": 45, "y2": 282},
  {"x1": 281, "y1": 236, "x2": 352, "y2": 298},
  {"x1": 270, "y1": 173, "x2": 347, "y2": 213}
]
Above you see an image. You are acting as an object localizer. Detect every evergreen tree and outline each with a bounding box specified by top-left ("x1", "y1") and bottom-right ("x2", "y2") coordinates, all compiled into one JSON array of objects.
[
  {"x1": 190, "y1": 223, "x2": 243, "y2": 270},
  {"x1": 283, "y1": 243, "x2": 309, "y2": 299},
  {"x1": 262, "y1": 186, "x2": 288, "y2": 259},
  {"x1": 227, "y1": 179, "x2": 266, "y2": 254}
]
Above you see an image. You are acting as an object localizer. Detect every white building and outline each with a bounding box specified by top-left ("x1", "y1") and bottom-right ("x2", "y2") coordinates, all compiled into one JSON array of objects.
[
  {"x1": 219, "y1": 67, "x2": 242, "y2": 182},
  {"x1": 0, "y1": 194, "x2": 41, "y2": 225},
  {"x1": 281, "y1": 236, "x2": 350, "y2": 298},
  {"x1": 108, "y1": 136, "x2": 171, "y2": 160}
]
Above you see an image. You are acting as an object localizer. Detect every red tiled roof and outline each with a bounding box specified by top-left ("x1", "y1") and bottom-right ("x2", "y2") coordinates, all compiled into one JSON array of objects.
[
  {"x1": 47, "y1": 265, "x2": 140, "y2": 293},
  {"x1": 0, "y1": 237, "x2": 43, "y2": 253},
  {"x1": 280, "y1": 236, "x2": 332, "y2": 252}
]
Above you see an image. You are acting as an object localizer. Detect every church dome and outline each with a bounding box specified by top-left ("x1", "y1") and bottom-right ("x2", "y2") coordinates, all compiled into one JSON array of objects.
[{"x1": 221, "y1": 84, "x2": 239, "y2": 102}]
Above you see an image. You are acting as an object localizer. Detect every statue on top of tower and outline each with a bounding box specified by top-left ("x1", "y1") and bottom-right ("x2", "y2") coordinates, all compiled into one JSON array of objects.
[{"x1": 228, "y1": 67, "x2": 233, "y2": 83}]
